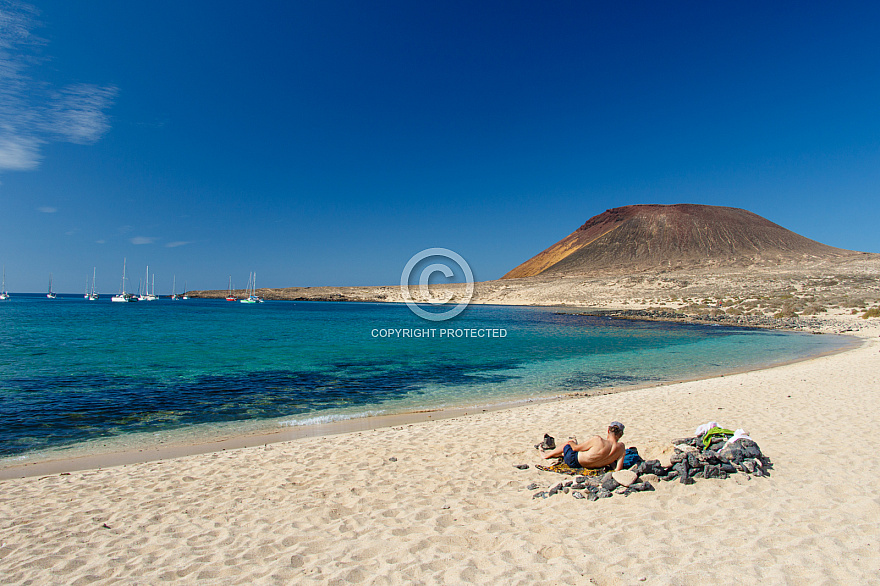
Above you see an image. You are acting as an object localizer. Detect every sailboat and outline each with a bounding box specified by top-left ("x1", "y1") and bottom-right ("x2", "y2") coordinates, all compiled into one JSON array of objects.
[
  {"x1": 240, "y1": 272, "x2": 264, "y2": 303},
  {"x1": 87, "y1": 267, "x2": 99, "y2": 300},
  {"x1": 181, "y1": 281, "x2": 189, "y2": 300},
  {"x1": 225, "y1": 276, "x2": 236, "y2": 301},
  {"x1": 47, "y1": 274, "x2": 57, "y2": 299},
  {"x1": 0, "y1": 267, "x2": 9, "y2": 300},
  {"x1": 171, "y1": 276, "x2": 181, "y2": 300},
  {"x1": 112, "y1": 258, "x2": 137, "y2": 302},
  {"x1": 138, "y1": 266, "x2": 158, "y2": 301}
]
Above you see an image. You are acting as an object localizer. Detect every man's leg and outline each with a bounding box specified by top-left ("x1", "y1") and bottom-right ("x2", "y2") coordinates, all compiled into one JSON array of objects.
[{"x1": 543, "y1": 440, "x2": 576, "y2": 459}]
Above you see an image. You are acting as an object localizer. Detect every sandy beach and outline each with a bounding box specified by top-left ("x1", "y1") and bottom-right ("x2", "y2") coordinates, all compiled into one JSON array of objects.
[{"x1": 1, "y1": 315, "x2": 878, "y2": 584}]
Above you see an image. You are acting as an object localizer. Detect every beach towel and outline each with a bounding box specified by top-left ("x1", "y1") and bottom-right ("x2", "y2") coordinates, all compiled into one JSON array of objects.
[{"x1": 535, "y1": 460, "x2": 610, "y2": 476}]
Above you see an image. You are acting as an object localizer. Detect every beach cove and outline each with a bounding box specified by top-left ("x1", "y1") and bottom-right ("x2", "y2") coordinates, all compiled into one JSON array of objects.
[{"x1": 1, "y1": 315, "x2": 878, "y2": 584}]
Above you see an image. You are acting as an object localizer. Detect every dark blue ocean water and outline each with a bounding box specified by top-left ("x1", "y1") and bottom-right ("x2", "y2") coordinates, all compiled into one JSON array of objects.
[{"x1": 0, "y1": 294, "x2": 848, "y2": 460}]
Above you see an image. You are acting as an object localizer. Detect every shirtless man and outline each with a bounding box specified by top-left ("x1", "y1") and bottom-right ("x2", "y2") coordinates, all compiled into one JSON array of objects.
[{"x1": 542, "y1": 422, "x2": 626, "y2": 471}]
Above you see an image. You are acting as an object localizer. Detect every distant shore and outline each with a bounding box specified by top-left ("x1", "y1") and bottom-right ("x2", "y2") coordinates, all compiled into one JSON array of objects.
[{"x1": 190, "y1": 254, "x2": 880, "y2": 332}]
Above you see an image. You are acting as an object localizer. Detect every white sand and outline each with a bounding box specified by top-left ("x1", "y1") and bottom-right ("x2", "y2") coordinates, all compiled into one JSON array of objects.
[{"x1": 2, "y1": 323, "x2": 879, "y2": 584}]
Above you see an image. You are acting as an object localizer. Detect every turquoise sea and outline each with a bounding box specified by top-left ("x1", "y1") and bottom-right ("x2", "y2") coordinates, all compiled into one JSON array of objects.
[{"x1": 0, "y1": 294, "x2": 849, "y2": 462}]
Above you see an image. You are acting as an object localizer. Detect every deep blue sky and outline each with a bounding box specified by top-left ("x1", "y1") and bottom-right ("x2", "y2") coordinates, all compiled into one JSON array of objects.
[{"x1": 1, "y1": 1, "x2": 879, "y2": 293}]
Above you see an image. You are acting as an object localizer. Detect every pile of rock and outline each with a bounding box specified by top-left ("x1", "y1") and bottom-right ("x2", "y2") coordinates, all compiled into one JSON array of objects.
[
  {"x1": 526, "y1": 435, "x2": 772, "y2": 500},
  {"x1": 529, "y1": 468, "x2": 656, "y2": 501}
]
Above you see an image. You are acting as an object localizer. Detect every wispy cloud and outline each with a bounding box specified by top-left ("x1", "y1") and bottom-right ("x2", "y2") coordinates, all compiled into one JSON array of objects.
[
  {"x1": 165, "y1": 240, "x2": 193, "y2": 248},
  {"x1": 37, "y1": 205, "x2": 56, "y2": 213},
  {"x1": 130, "y1": 236, "x2": 156, "y2": 245},
  {"x1": 0, "y1": 2, "x2": 116, "y2": 173}
]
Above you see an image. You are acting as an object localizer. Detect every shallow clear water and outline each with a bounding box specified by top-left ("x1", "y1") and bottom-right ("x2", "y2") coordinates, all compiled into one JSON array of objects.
[{"x1": 0, "y1": 294, "x2": 849, "y2": 459}]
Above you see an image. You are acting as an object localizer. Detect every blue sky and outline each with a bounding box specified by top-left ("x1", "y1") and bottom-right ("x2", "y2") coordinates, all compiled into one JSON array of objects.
[{"x1": 1, "y1": 1, "x2": 879, "y2": 293}]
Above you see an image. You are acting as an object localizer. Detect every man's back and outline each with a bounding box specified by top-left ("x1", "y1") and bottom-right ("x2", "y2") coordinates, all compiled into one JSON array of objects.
[{"x1": 577, "y1": 435, "x2": 625, "y2": 469}]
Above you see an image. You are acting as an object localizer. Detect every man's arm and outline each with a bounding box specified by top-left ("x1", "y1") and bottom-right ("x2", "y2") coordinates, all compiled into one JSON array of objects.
[{"x1": 614, "y1": 446, "x2": 625, "y2": 471}]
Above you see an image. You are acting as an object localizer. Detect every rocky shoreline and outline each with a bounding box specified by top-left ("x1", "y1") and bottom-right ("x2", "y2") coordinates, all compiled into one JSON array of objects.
[{"x1": 557, "y1": 308, "x2": 842, "y2": 333}]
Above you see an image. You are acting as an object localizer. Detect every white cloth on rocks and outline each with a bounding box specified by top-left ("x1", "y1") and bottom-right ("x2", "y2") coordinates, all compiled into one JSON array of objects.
[
  {"x1": 723, "y1": 429, "x2": 751, "y2": 447},
  {"x1": 694, "y1": 421, "x2": 719, "y2": 437}
]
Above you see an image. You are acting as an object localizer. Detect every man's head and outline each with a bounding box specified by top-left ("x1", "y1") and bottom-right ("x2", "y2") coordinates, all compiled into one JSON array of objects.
[{"x1": 608, "y1": 421, "x2": 625, "y2": 438}]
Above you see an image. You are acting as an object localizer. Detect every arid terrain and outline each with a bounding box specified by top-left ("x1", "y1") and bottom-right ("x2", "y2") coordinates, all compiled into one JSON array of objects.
[{"x1": 192, "y1": 205, "x2": 880, "y2": 330}]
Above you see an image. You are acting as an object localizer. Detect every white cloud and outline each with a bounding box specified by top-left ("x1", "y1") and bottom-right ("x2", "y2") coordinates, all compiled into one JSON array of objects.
[
  {"x1": 165, "y1": 241, "x2": 193, "y2": 248},
  {"x1": 37, "y1": 205, "x2": 57, "y2": 213},
  {"x1": 0, "y1": 3, "x2": 116, "y2": 173},
  {"x1": 130, "y1": 236, "x2": 156, "y2": 245},
  {"x1": 0, "y1": 136, "x2": 41, "y2": 170},
  {"x1": 95, "y1": 239, "x2": 105, "y2": 244},
  {"x1": 46, "y1": 84, "x2": 117, "y2": 145}
]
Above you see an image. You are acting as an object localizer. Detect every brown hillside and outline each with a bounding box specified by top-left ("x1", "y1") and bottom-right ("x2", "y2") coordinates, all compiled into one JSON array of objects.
[{"x1": 503, "y1": 204, "x2": 854, "y2": 279}]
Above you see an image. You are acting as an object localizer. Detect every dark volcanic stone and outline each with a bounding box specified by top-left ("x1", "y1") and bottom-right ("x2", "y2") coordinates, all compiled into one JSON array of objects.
[
  {"x1": 673, "y1": 461, "x2": 689, "y2": 479},
  {"x1": 587, "y1": 492, "x2": 599, "y2": 501},
  {"x1": 741, "y1": 460, "x2": 756, "y2": 474},
  {"x1": 687, "y1": 452, "x2": 701, "y2": 469},
  {"x1": 664, "y1": 471, "x2": 680, "y2": 481},
  {"x1": 514, "y1": 464, "x2": 529, "y2": 470},
  {"x1": 671, "y1": 437, "x2": 698, "y2": 447},
  {"x1": 680, "y1": 475, "x2": 695, "y2": 485},
  {"x1": 718, "y1": 446, "x2": 745, "y2": 464},
  {"x1": 596, "y1": 489, "x2": 612, "y2": 499},
  {"x1": 572, "y1": 491, "x2": 585, "y2": 499},
  {"x1": 601, "y1": 472, "x2": 620, "y2": 491},
  {"x1": 533, "y1": 491, "x2": 548, "y2": 499},
  {"x1": 669, "y1": 451, "x2": 686, "y2": 465},
  {"x1": 699, "y1": 450, "x2": 720, "y2": 465},
  {"x1": 703, "y1": 464, "x2": 722, "y2": 479},
  {"x1": 527, "y1": 483, "x2": 539, "y2": 491},
  {"x1": 720, "y1": 463, "x2": 737, "y2": 474},
  {"x1": 571, "y1": 483, "x2": 586, "y2": 490},
  {"x1": 563, "y1": 481, "x2": 573, "y2": 488}
]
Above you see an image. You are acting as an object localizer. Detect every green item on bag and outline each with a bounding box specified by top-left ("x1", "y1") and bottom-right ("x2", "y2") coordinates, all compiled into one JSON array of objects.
[{"x1": 702, "y1": 427, "x2": 735, "y2": 449}]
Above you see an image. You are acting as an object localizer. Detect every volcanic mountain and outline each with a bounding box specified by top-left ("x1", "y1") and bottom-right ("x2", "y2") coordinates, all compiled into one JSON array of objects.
[{"x1": 503, "y1": 204, "x2": 854, "y2": 279}]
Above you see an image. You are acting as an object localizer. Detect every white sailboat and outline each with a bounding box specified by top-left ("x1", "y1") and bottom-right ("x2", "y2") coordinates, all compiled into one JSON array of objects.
[
  {"x1": 87, "y1": 267, "x2": 99, "y2": 300},
  {"x1": 112, "y1": 258, "x2": 137, "y2": 302},
  {"x1": 171, "y1": 275, "x2": 181, "y2": 300},
  {"x1": 182, "y1": 281, "x2": 189, "y2": 300},
  {"x1": 240, "y1": 272, "x2": 264, "y2": 303},
  {"x1": 0, "y1": 267, "x2": 9, "y2": 300},
  {"x1": 47, "y1": 274, "x2": 56, "y2": 299},
  {"x1": 138, "y1": 266, "x2": 158, "y2": 301}
]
